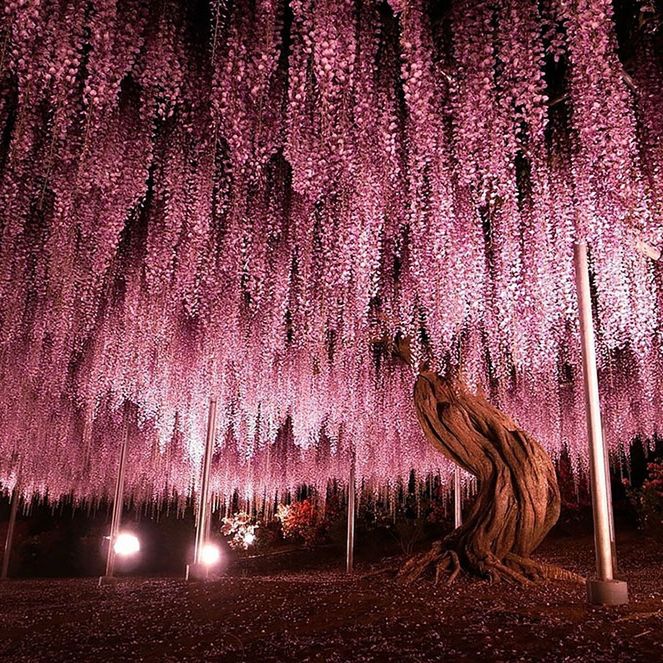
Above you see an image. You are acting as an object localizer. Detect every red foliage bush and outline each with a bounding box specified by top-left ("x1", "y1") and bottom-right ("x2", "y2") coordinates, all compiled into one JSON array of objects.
[{"x1": 277, "y1": 499, "x2": 325, "y2": 547}]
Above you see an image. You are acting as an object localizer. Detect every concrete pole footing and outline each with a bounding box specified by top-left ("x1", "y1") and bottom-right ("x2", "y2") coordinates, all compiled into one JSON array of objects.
[
  {"x1": 586, "y1": 578, "x2": 628, "y2": 606},
  {"x1": 185, "y1": 563, "x2": 211, "y2": 581},
  {"x1": 98, "y1": 576, "x2": 119, "y2": 587}
]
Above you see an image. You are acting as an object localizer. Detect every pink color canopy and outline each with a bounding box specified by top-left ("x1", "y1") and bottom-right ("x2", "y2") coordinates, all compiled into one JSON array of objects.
[{"x1": 0, "y1": 0, "x2": 661, "y2": 501}]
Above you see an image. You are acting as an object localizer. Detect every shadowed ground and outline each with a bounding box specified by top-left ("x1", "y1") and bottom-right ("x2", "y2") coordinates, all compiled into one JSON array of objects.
[{"x1": 0, "y1": 533, "x2": 661, "y2": 662}]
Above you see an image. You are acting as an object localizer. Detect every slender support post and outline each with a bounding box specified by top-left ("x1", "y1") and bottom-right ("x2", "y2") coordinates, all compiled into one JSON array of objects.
[
  {"x1": 1, "y1": 482, "x2": 20, "y2": 580},
  {"x1": 453, "y1": 466, "x2": 462, "y2": 529},
  {"x1": 187, "y1": 399, "x2": 217, "y2": 581},
  {"x1": 204, "y1": 500, "x2": 212, "y2": 542},
  {"x1": 574, "y1": 241, "x2": 627, "y2": 605},
  {"x1": 602, "y1": 424, "x2": 618, "y2": 576},
  {"x1": 346, "y1": 456, "x2": 356, "y2": 574},
  {"x1": 99, "y1": 421, "x2": 128, "y2": 585}
]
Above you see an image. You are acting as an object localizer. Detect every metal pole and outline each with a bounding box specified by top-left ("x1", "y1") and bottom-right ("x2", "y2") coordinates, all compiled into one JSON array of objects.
[
  {"x1": 102, "y1": 422, "x2": 128, "y2": 582},
  {"x1": 1, "y1": 483, "x2": 20, "y2": 580},
  {"x1": 188, "y1": 399, "x2": 217, "y2": 579},
  {"x1": 453, "y1": 466, "x2": 462, "y2": 529},
  {"x1": 204, "y1": 496, "x2": 212, "y2": 543},
  {"x1": 346, "y1": 456, "x2": 356, "y2": 574},
  {"x1": 602, "y1": 424, "x2": 618, "y2": 576},
  {"x1": 574, "y1": 240, "x2": 627, "y2": 605}
]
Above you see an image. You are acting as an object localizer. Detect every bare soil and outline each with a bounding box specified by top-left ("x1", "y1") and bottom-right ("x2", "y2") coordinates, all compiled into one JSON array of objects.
[{"x1": 0, "y1": 533, "x2": 661, "y2": 662}]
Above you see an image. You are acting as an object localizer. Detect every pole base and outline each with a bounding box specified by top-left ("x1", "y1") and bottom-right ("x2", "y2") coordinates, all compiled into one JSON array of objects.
[
  {"x1": 185, "y1": 563, "x2": 210, "y2": 581},
  {"x1": 587, "y1": 578, "x2": 628, "y2": 606},
  {"x1": 98, "y1": 576, "x2": 119, "y2": 587}
]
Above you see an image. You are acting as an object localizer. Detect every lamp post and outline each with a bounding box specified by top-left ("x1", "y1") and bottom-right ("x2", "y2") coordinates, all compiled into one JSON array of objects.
[
  {"x1": 1, "y1": 479, "x2": 20, "y2": 580},
  {"x1": 99, "y1": 420, "x2": 129, "y2": 586},
  {"x1": 346, "y1": 454, "x2": 356, "y2": 574},
  {"x1": 573, "y1": 240, "x2": 628, "y2": 605},
  {"x1": 186, "y1": 398, "x2": 218, "y2": 580}
]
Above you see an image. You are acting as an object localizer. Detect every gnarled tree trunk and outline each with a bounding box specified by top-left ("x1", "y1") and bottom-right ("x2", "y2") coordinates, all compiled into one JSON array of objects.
[{"x1": 399, "y1": 371, "x2": 581, "y2": 585}]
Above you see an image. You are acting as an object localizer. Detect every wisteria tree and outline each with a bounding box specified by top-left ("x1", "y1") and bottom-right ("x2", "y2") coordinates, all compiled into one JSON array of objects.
[
  {"x1": 0, "y1": 0, "x2": 661, "y2": 580},
  {"x1": 372, "y1": 335, "x2": 565, "y2": 583}
]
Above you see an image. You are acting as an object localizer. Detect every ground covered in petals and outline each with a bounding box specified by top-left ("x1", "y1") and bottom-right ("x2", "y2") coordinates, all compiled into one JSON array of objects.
[{"x1": 0, "y1": 534, "x2": 661, "y2": 662}]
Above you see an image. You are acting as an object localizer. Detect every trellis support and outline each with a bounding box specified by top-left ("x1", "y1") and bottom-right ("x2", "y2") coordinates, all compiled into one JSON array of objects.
[
  {"x1": 574, "y1": 240, "x2": 628, "y2": 606},
  {"x1": 187, "y1": 398, "x2": 218, "y2": 581}
]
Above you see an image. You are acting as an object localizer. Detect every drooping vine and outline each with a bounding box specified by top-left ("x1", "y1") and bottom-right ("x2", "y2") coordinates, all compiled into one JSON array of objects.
[{"x1": 0, "y1": 0, "x2": 660, "y2": 506}]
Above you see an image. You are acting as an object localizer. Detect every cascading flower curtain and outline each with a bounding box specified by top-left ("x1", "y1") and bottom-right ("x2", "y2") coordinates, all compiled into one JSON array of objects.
[{"x1": 0, "y1": 0, "x2": 661, "y2": 503}]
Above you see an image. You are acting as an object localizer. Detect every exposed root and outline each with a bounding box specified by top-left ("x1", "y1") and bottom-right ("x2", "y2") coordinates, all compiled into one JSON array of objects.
[
  {"x1": 359, "y1": 566, "x2": 395, "y2": 580},
  {"x1": 398, "y1": 540, "x2": 445, "y2": 585},
  {"x1": 398, "y1": 543, "x2": 464, "y2": 587},
  {"x1": 505, "y1": 553, "x2": 585, "y2": 584},
  {"x1": 399, "y1": 544, "x2": 584, "y2": 586},
  {"x1": 484, "y1": 553, "x2": 532, "y2": 586},
  {"x1": 445, "y1": 550, "x2": 462, "y2": 586},
  {"x1": 433, "y1": 553, "x2": 451, "y2": 585}
]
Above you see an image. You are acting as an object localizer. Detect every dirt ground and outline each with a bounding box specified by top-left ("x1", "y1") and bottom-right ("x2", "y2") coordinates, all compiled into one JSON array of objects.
[{"x1": 0, "y1": 533, "x2": 661, "y2": 662}]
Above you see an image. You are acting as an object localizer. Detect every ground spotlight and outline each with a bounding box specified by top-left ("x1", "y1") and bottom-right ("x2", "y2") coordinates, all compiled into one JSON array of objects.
[
  {"x1": 113, "y1": 532, "x2": 140, "y2": 557},
  {"x1": 200, "y1": 542, "x2": 221, "y2": 566}
]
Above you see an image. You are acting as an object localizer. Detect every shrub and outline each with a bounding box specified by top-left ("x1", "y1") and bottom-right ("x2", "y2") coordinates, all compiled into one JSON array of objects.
[
  {"x1": 625, "y1": 459, "x2": 663, "y2": 538},
  {"x1": 220, "y1": 512, "x2": 259, "y2": 550},
  {"x1": 276, "y1": 498, "x2": 333, "y2": 547}
]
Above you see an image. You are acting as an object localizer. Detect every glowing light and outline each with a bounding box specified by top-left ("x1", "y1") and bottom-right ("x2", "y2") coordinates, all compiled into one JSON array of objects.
[
  {"x1": 200, "y1": 543, "x2": 221, "y2": 566},
  {"x1": 113, "y1": 532, "x2": 140, "y2": 557},
  {"x1": 243, "y1": 531, "x2": 256, "y2": 546}
]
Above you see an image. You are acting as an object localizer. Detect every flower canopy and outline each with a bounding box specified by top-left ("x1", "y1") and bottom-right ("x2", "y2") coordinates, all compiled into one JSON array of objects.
[{"x1": 0, "y1": 0, "x2": 661, "y2": 501}]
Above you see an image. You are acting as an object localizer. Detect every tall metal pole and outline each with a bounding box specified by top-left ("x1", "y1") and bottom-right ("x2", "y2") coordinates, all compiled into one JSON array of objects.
[
  {"x1": 346, "y1": 455, "x2": 356, "y2": 574},
  {"x1": 1, "y1": 482, "x2": 20, "y2": 580},
  {"x1": 453, "y1": 466, "x2": 462, "y2": 529},
  {"x1": 187, "y1": 398, "x2": 217, "y2": 580},
  {"x1": 602, "y1": 424, "x2": 618, "y2": 576},
  {"x1": 100, "y1": 422, "x2": 128, "y2": 584},
  {"x1": 574, "y1": 240, "x2": 627, "y2": 605}
]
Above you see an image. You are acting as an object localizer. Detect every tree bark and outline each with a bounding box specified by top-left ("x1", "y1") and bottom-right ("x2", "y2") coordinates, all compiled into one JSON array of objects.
[{"x1": 399, "y1": 371, "x2": 580, "y2": 584}]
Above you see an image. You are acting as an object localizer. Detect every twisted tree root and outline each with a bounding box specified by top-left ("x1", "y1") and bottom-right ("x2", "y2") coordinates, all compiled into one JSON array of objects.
[
  {"x1": 398, "y1": 540, "x2": 445, "y2": 585},
  {"x1": 483, "y1": 553, "x2": 533, "y2": 586},
  {"x1": 398, "y1": 542, "x2": 585, "y2": 586},
  {"x1": 504, "y1": 552, "x2": 584, "y2": 584},
  {"x1": 398, "y1": 547, "x2": 462, "y2": 586}
]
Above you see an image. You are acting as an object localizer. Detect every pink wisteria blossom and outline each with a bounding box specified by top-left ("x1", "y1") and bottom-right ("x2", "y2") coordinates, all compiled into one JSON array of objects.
[{"x1": 0, "y1": 0, "x2": 660, "y2": 505}]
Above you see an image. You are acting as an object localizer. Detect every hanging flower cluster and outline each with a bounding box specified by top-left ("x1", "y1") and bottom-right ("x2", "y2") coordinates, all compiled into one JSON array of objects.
[{"x1": 0, "y1": 0, "x2": 661, "y2": 505}]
